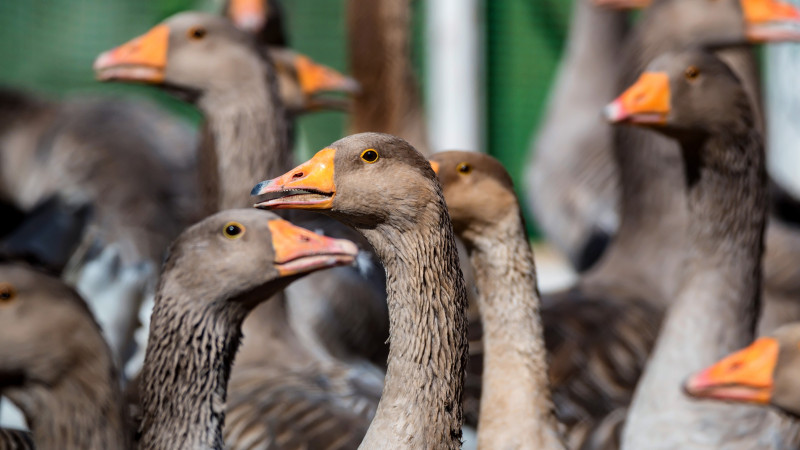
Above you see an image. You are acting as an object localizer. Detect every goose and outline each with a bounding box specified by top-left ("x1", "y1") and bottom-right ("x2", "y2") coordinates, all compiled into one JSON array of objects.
[
  {"x1": 430, "y1": 151, "x2": 661, "y2": 448},
  {"x1": 525, "y1": 0, "x2": 636, "y2": 271},
  {"x1": 430, "y1": 151, "x2": 564, "y2": 449},
  {"x1": 95, "y1": 12, "x2": 387, "y2": 448},
  {"x1": 346, "y1": 0, "x2": 429, "y2": 154},
  {"x1": 606, "y1": 48, "x2": 800, "y2": 449},
  {"x1": 0, "y1": 209, "x2": 358, "y2": 450},
  {"x1": 253, "y1": 132, "x2": 469, "y2": 448},
  {"x1": 0, "y1": 263, "x2": 129, "y2": 450},
  {"x1": 685, "y1": 322, "x2": 800, "y2": 418}
]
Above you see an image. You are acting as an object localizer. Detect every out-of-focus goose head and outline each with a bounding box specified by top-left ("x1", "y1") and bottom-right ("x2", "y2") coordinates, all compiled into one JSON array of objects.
[
  {"x1": 0, "y1": 264, "x2": 104, "y2": 389},
  {"x1": 685, "y1": 323, "x2": 800, "y2": 417},
  {"x1": 94, "y1": 12, "x2": 260, "y2": 101},
  {"x1": 270, "y1": 47, "x2": 360, "y2": 114},
  {"x1": 605, "y1": 49, "x2": 752, "y2": 136}
]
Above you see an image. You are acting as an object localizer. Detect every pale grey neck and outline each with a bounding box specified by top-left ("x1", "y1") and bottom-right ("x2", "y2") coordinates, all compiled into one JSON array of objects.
[
  {"x1": 198, "y1": 62, "x2": 292, "y2": 211},
  {"x1": 356, "y1": 199, "x2": 468, "y2": 449},
  {"x1": 622, "y1": 130, "x2": 773, "y2": 449},
  {"x1": 466, "y1": 213, "x2": 563, "y2": 449},
  {"x1": 7, "y1": 350, "x2": 129, "y2": 450},
  {"x1": 564, "y1": 1, "x2": 628, "y2": 75},
  {"x1": 139, "y1": 286, "x2": 249, "y2": 450}
]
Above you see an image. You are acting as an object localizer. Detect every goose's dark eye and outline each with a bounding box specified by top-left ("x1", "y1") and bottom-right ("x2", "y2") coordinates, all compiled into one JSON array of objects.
[
  {"x1": 0, "y1": 284, "x2": 15, "y2": 303},
  {"x1": 223, "y1": 222, "x2": 245, "y2": 239},
  {"x1": 360, "y1": 149, "x2": 379, "y2": 163},
  {"x1": 188, "y1": 27, "x2": 207, "y2": 40},
  {"x1": 457, "y1": 163, "x2": 472, "y2": 174},
  {"x1": 685, "y1": 65, "x2": 700, "y2": 81}
]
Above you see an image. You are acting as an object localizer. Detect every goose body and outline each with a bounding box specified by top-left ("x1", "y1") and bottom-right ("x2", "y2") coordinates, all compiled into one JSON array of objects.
[{"x1": 607, "y1": 49, "x2": 799, "y2": 449}]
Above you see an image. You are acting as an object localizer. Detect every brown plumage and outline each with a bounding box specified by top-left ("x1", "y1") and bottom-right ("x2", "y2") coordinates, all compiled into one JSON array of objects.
[
  {"x1": 253, "y1": 132, "x2": 469, "y2": 448},
  {"x1": 431, "y1": 150, "x2": 659, "y2": 449},
  {"x1": 431, "y1": 151, "x2": 565, "y2": 448},
  {"x1": 0, "y1": 263, "x2": 130, "y2": 450},
  {"x1": 138, "y1": 209, "x2": 358, "y2": 449},
  {"x1": 608, "y1": 49, "x2": 799, "y2": 449}
]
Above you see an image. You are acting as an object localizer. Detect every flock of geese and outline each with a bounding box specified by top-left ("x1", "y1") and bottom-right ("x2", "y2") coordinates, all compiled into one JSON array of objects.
[{"x1": 2, "y1": 0, "x2": 800, "y2": 448}]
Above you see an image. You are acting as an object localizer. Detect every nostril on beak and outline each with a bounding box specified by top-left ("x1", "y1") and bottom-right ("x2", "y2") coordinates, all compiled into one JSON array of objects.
[
  {"x1": 299, "y1": 235, "x2": 310, "y2": 242},
  {"x1": 292, "y1": 171, "x2": 304, "y2": 180}
]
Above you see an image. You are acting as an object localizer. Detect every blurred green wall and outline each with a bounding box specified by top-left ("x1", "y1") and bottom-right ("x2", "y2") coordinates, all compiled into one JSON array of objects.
[{"x1": 0, "y1": 0, "x2": 576, "y2": 235}]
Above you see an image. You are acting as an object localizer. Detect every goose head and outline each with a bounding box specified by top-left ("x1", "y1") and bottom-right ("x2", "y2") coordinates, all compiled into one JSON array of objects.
[
  {"x1": 428, "y1": 151, "x2": 518, "y2": 242},
  {"x1": 0, "y1": 264, "x2": 106, "y2": 390},
  {"x1": 94, "y1": 12, "x2": 359, "y2": 108},
  {"x1": 163, "y1": 209, "x2": 359, "y2": 309},
  {"x1": 251, "y1": 132, "x2": 441, "y2": 230},
  {"x1": 605, "y1": 49, "x2": 752, "y2": 137}
]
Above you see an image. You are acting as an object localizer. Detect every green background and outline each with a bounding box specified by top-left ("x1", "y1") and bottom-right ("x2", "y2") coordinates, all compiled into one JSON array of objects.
[{"x1": 0, "y1": 0, "x2": 575, "y2": 235}]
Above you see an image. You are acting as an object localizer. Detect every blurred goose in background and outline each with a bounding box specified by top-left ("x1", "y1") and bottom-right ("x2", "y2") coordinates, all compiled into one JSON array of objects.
[
  {"x1": 526, "y1": 0, "x2": 640, "y2": 272},
  {"x1": 346, "y1": 0, "x2": 429, "y2": 154},
  {"x1": 253, "y1": 132, "x2": 468, "y2": 448},
  {"x1": 528, "y1": 0, "x2": 800, "y2": 276},
  {"x1": 585, "y1": 0, "x2": 800, "y2": 330},
  {"x1": 95, "y1": 12, "x2": 387, "y2": 448},
  {"x1": 686, "y1": 323, "x2": 800, "y2": 419},
  {"x1": 608, "y1": 49, "x2": 800, "y2": 449},
  {"x1": 0, "y1": 87, "x2": 195, "y2": 360},
  {"x1": 0, "y1": 263, "x2": 130, "y2": 450},
  {"x1": 431, "y1": 151, "x2": 567, "y2": 449},
  {"x1": 431, "y1": 151, "x2": 659, "y2": 448}
]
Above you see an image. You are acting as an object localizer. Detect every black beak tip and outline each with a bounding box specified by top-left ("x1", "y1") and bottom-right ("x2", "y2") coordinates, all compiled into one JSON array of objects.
[{"x1": 251, "y1": 180, "x2": 271, "y2": 196}]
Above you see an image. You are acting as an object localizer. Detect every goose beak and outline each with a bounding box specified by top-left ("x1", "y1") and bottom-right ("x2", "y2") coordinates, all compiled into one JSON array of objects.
[
  {"x1": 268, "y1": 219, "x2": 357, "y2": 276},
  {"x1": 228, "y1": 0, "x2": 267, "y2": 33},
  {"x1": 429, "y1": 160, "x2": 440, "y2": 175},
  {"x1": 295, "y1": 55, "x2": 361, "y2": 96},
  {"x1": 742, "y1": 0, "x2": 800, "y2": 42},
  {"x1": 94, "y1": 24, "x2": 169, "y2": 83},
  {"x1": 592, "y1": 0, "x2": 651, "y2": 10},
  {"x1": 605, "y1": 72, "x2": 670, "y2": 125},
  {"x1": 252, "y1": 148, "x2": 337, "y2": 210},
  {"x1": 684, "y1": 337, "x2": 778, "y2": 405}
]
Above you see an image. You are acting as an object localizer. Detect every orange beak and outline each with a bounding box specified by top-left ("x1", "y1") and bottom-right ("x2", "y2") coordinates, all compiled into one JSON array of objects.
[
  {"x1": 684, "y1": 337, "x2": 779, "y2": 405},
  {"x1": 605, "y1": 72, "x2": 671, "y2": 125},
  {"x1": 742, "y1": 0, "x2": 800, "y2": 42},
  {"x1": 252, "y1": 148, "x2": 337, "y2": 210},
  {"x1": 228, "y1": 0, "x2": 267, "y2": 33},
  {"x1": 429, "y1": 160, "x2": 441, "y2": 175},
  {"x1": 267, "y1": 219, "x2": 357, "y2": 276},
  {"x1": 295, "y1": 54, "x2": 361, "y2": 97},
  {"x1": 592, "y1": 0, "x2": 651, "y2": 10},
  {"x1": 94, "y1": 24, "x2": 169, "y2": 83}
]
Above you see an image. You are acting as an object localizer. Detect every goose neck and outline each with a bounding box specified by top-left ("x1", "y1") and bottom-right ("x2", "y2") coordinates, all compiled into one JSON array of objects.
[
  {"x1": 465, "y1": 212, "x2": 563, "y2": 448},
  {"x1": 139, "y1": 289, "x2": 249, "y2": 450},
  {"x1": 356, "y1": 198, "x2": 469, "y2": 449}
]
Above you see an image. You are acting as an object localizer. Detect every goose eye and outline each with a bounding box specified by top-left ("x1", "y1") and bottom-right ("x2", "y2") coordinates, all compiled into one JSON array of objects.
[
  {"x1": 684, "y1": 65, "x2": 700, "y2": 81},
  {"x1": 0, "y1": 283, "x2": 15, "y2": 303},
  {"x1": 360, "y1": 149, "x2": 379, "y2": 163},
  {"x1": 188, "y1": 27, "x2": 207, "y2": 40},
  {"x1": 457, "y1": 163, "x2": 472, "y2": 174},
  {"x1": 223, "y1": 222, "x2": 246, "y2": 239}
]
